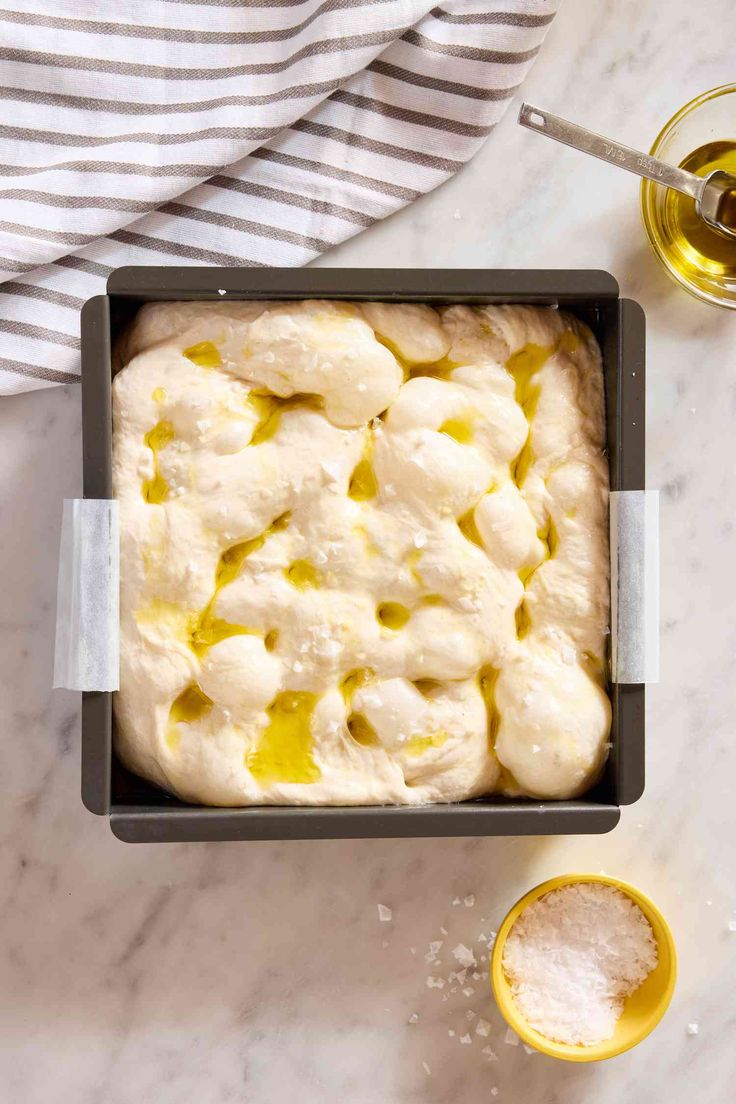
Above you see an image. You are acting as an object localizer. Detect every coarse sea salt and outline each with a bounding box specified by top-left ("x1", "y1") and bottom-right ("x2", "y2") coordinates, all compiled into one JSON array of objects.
[
  {"x1": 502, "y1": 882, "x2": 658, "y2": 1047},
  {"x1": 452, "y1": 943, "x2": 476, "y2": 968}
]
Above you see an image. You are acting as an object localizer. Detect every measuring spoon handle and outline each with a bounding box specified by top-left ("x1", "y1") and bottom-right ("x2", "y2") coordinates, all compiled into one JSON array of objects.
[{"x1": 518, "y1": 103, "x2": 704, "y2": 202}]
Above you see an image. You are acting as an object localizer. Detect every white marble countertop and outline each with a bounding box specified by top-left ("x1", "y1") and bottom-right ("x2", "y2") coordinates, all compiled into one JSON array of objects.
[{"x1": 1, "y1": 1, "x2": 735, "y2": 1100}]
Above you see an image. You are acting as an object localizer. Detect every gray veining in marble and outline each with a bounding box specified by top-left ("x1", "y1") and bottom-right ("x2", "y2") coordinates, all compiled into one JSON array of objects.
[{"x1": 1, "y1": 1, "x2": 735, "y2": 1100}]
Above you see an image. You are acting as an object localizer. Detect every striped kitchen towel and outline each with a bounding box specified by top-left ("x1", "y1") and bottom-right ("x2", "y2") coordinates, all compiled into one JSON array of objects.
[{"x1": 0, "y1": 0, "x2": 558, "y2": 394}]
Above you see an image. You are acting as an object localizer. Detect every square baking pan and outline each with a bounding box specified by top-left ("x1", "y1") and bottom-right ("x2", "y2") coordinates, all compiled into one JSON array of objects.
[{"x1": 80, "y1": 268, "x2": 645, "y2": 843}]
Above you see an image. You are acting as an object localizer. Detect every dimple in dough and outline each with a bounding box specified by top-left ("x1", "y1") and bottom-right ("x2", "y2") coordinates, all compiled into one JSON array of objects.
[{"x1": 112, "y1": 299, "x2": 611, "y2": 807}]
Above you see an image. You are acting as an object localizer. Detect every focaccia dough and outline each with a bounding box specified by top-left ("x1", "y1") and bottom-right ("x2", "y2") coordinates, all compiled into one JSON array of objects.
[{"x1": 112, "y1": 300, "x2": 610, "y2": 806}]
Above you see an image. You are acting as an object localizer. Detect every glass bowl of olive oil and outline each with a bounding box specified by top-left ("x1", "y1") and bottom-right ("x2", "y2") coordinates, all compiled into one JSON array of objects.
[{"x1": 641, "y1": 84, "x2": 736, "y2": 308}]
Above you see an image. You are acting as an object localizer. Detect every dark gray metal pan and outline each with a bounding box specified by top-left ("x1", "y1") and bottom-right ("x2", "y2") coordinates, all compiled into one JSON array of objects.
[{"x1": 79, "y1": 268, "x2": 645, "y2": 842}]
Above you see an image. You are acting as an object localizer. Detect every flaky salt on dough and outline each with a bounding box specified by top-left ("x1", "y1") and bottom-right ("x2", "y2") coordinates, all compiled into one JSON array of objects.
[{"x1": 112, "y1": 300, "x2": 610, "y2": 806}]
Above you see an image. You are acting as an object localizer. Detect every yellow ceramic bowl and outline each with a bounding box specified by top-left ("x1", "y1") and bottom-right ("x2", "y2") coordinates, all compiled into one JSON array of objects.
[{"x1": 490, "y1": 873, "x2": 677, "y2": 1062}]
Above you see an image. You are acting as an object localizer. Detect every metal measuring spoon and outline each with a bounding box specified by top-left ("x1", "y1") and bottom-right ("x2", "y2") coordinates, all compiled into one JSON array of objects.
[{"x1": 519, "y1": 103, "x2": 736, "y2": 241}]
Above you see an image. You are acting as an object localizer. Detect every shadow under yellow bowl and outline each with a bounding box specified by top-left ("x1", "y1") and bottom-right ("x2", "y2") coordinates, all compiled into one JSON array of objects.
[{"x1": 490, "y1": 873, "x2": 677, "y2": 1062}]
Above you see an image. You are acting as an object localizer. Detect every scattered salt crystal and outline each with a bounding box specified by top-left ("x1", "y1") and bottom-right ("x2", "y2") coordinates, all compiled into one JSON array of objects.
[
  {"x1": 453, "y1": 944, "x2": 476, "y2": 968},
  {"x1": 477, "y1": 932, "x2": 487, "y2": 942},
  {"x1": 490, "y1": 1088, "x2": 498, "y2": 1097},
  {"x1": 729, "y1": 920, "x2": 736, "y2": 932},
  {"x1": 465, "y1": 1010, "x2": 476, "y2": 1021},
  {"x1": 480, "y1": 954, "x2": 487, "y2": 963},
  {"x1": 459, "y1": 1034, "x2": 472, "y2": 1045},
  {"x1": 687, "y1": 1023, "x2": 699, "y2": 1036},
  {"x1": 426, "y1": 976, "x2": 445, "y2": 990},
  {"x1": 408, "y1": 1013, "x2": 418, "y2": 1024},
  {"x1": 472, "y1": 971, "x2": 481, "y2": 981},
  {"x1": 440, "y1": 926, "x2": 448, "y2": 936},
  {"x1": 357, "y1": 382, "x2": 367, "y2": 392},
  {"x1": 475, "y1": 1018, "x2": 491, "y2": 1037},
  {"x1": 442, "y1": 993, "x2": 449, "y2": 1002},
  {"x1": 292, "y1": 660, "x2": 303, "y2": 673},
  {"x1": 453, "y1": 209, "x2": 462, "y2": 220},
  {"x1": 422, "y1": 1062, "x2": 431, "y2": 1076},
  {"x1": 320, "y1": 460, "x2": 342, "y2": 483},
  {"x1": 382, "y1": 940, "x2": 389, "y2": 948},
  {"x1": 217, "y1": 288, "x2": 226, "y2": 295},
  {"x1": 531, "y1": 744, "x2": 541, "y2": 755},
  {"x1": 523, "y1": 1045, "x2": 537, "y2": 1055},
  {"x1": 455, "y1": 969, "x2": 467, "y2": 985},
  {"x1": 410, "y1": 947, "x2": 416, "y2": 955},
  {"x1": 452, "y1": 897, "x2": 461, "y2": 906},
  {"x1": 505, "y1": 1028, "x2": 520, "y2": 1046},
  {"x1": 482, "y1": 1046, "x2": 498, "y2": 1060},
  {"x1": 377, "y1": 904, "x2": 392, "y2": 922},
  {"x1": 464, "y1": 895, "x2": 475, "y2": 908},
  {"x1": 413, "y1": 530, "x2": 427, "y2": 548},
  {"x1": 448, "y1": 1029, "x2": 455, "y2": 1037},
  {"x1": 462, "y1": 987, "x2": 475, "y2": 997}
]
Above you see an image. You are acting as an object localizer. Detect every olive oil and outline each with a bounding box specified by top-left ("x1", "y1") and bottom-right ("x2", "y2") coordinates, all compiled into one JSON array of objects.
[
  {"x1": 518, "y1": 514, "x2": 558, "y2": 585},
  {"x1": 376, "y1": 601, "x2": 411, "y2": 630},
  {"x1": 341, "y1": 669, "x2": 379, "y2": 750},
  {"x1": 506, "y1": 343, "x2": 551, "y2": 408},
  {"x1": 658, "y1": 141, "x2": 736, "y2": 279},
  {"x1": 285, "y1": 558, "x2": 321, "y2": 589},
  {"x1": 407, "y1": 357, "x2": 456, "y2": 381},
  {"x1": 189, "y1": 615, "x2": 255, "y2": 657},
  {"x1": 248, "y1": 391, "x2": 323, "y2": 445},
  {"x1": 189, "y1": 512, "x2": 291, "y2": 656},
  {"x1": 247, "y1": 690, "x2": 321, "y2": 784},
  {"x1": 142, "y1": 419, "x2": 174, "y2": 503},
  {"x1": 347, "y1": 712, "x2": 379, "y2": 747},
  {"x1": 439, "y1": 415, "x2": 475, "y2": 444},
  {"x1": 506, "y1": 342, "x2": 552, "y2": 490},
  {"x1": 348, "y1": 431, "x2": 377, "y2": 501},
  {"x1": 478, "y1": 665, "x2": 501, "y2": 749},
  {"x1": 167, "y1": 682, "x2": 213, "y2": 748},
  {"x1": 457, "y1": 506, "x2": 484, "y2": 549},
  {"x1": 515, "y1": 599, "x2": 532, "y2": 639},
  {"x1": 182, "y1": 340, "x2": 222, "y2": 368},
  {"x1": 412, "y1": 678, "x2": 442, "y2": 697},
  {"x1": 404, "y1": 731, "x2": 448, "y2": 757},
  {"x1": 340, "y1": 667, "x2": 375, "y2": 704},
  {"x1": 214, "y1": 512, "x2": 290, "y2": 590}
]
